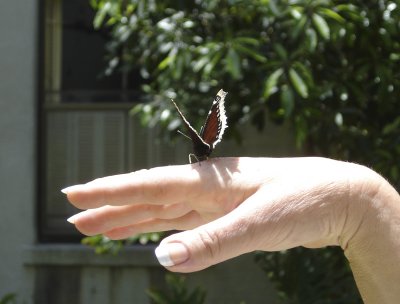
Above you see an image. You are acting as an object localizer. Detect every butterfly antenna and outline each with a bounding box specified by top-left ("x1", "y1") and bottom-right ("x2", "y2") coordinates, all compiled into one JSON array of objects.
[{"x1": 177, "y1": 129, "x2": 192, "y2": 141}]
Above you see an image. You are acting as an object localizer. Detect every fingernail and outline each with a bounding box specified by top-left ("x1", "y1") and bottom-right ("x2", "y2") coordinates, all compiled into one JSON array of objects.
[
  {"x1": 61, "y1": 185, "x2": 83, "y2": 194},
  {"x1": 155, "y1": 243, "x2": 189, "y2": 267},
  {"x1": 67, "y1": 213, "x2": 80, "y2": 224}
]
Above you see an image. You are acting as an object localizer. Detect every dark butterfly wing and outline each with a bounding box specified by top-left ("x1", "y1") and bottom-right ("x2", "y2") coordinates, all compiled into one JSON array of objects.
[
  {"x1": 200, "y1": 89, "x2": 228, "y2": 149},
  {"x1": 171, "y1": 100, "x2": 211, "y2": 159}
]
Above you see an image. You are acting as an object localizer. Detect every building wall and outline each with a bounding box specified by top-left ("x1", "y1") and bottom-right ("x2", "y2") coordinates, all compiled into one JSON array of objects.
[{"x1": 0, "y1": 1, "x2": 38, "y2": 302}]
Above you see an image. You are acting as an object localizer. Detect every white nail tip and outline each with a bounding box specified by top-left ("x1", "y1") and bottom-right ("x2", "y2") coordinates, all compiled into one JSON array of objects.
[
  {"x1": 155, "y1": 246, "x2": 175, "y2": 267},
  {"x1": 67, "y1": 214, "x2": 79, "y2": 224},
  {"x1": 61, "y1": 185, "x2": 82, "y2": 194}
]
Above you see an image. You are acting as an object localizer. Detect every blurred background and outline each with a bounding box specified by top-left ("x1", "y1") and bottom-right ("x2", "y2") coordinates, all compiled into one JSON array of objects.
[{"x1": 0, "y1": 0, "x2": 399, "y2": 303}]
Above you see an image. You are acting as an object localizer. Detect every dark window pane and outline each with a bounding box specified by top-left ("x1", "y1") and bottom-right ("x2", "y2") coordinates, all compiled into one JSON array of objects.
[{"x1": 60, "y1": 0, "x2": 142, "y2": 103}]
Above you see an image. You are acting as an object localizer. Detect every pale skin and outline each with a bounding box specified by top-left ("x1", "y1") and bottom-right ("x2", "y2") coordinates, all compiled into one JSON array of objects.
[{"x1": 63, "y1": 157, "x2": 400, "y2": 303}]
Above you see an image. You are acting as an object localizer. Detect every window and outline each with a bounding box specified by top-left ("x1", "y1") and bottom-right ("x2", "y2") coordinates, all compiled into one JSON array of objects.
[
  {"x1": 39, "y1": 0, "x2": 188, "y2": 241},
  {"x1": 44, "y1": 0, "x2": 142, "y2": 104}
]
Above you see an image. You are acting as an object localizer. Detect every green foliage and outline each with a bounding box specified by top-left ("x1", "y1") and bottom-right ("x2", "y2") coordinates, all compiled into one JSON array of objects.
[
  {"x1": 90, "y1": 0, "x2": 400, "y2": 189},
  {"x1": 0, "y1": 293, "x2": 16, "y2": 304},
  {"x1": 82, "y1": 232, "x2": 164, "y2": 255},
  {"x1": 255, "y1": 248, "x2": 362, "y2": 304},
  {"x1": 147, "y1": 274, "x2": 206, "y2": 304},
  {"x1": 90, "y1": 0, "x2": 400, "y2": 302}
]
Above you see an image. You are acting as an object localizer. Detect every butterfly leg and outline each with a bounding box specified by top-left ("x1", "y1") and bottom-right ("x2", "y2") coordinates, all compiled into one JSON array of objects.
[
  {"x1": 188, "y1": 154, "x2": 210, "y2": 165},
  {"x1": 189, "y1": 154, "x2": 200, "y2": 164}
]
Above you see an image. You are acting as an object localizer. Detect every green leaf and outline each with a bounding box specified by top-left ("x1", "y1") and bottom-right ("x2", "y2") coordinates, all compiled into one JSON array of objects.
[
  {"x1": 312, "y1": 13, "x2": 330, "y2": 40},
  {"x1": 226, "y1": 48, "x2": 241, "y2": 79},
  {"x1": 273, "y1": 43, "x2": 288, "y2": 60},
  {"x1": 292, "y1": 62, "x2": 314, "y2": 87},
  {"x1": 268, "y1": 0, "x2": 283, "y2": 17},
  {"x1": 291, "y1": 16, "x2": 307, "y2": 40},
  {"x1": 203, "y1": 52, "x2": 222, "y2": 75},
  {"x1": 306, "y1": 28, "x2": 318, "y2": 52},
  {"x1": 130, "y1": 103, "x2": 143, "y2": 116},
  {"x1": 318, "y1": 8, "x2": 346, "y2": 23},
  {"x1": 146, "y1": 289, "x2": 169, "y2": 304},
  {"x1": 158, "y1": 48, "x2": 177, "y2": 70},
  {"x1": 383, "y1": 117, "x2": 400, "y2": 135},
  {"x1": 93, "y1": 2, "x2": 111, "y2": 28},
  {"x1": 290, "y1": 7, "x2": 303, "y2": 20},
  {"x1": 280, "y1": 84, "x2": 295, "y2": 117},
  {"x1": 233, "y1": 43, "x2": 267, "y2": 63},
  {"x1": 263, "y1": 68, "x2": 284, "y2": 99},
  {"x1": 173, "y1": 54, "x2": 184, "y2": 79},
  {"x1": 233, "y1": 36, "x2": 260, "y2": 46},
  {"x1": 389, "y1": 53, "x2": 400, "y2": 61},
  {"x1": 193, "y1": 56, "x2": 210, "y2": 72},
  {"x1": 289, "y1": 68, "x2": 308, "y2": 98}
]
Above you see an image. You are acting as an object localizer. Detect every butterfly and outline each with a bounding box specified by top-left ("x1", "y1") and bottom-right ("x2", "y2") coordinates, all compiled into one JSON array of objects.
[{"x1": 172, "y1": 89, "x2": 228, "y2": 163}]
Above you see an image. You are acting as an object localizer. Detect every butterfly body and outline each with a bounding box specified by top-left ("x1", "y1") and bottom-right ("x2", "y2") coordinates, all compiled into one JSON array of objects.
[{"x1": 172, "y1": 89, "x2": 228, "y2": 163}]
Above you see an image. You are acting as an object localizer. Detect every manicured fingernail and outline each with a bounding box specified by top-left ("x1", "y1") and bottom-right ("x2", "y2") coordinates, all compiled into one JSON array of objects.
[
  {"x1": 61, "y1": 185, "x2": 83, "y2": 194},
  {"x1": 155, "y1": 243, "x2": 189, "y2": 267},
  {"x1": 67, "y1": 213, "x2": 80, "y2": 224}
]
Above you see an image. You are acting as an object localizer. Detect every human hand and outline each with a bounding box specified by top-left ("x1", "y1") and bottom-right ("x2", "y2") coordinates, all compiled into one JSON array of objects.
[
  {"x1": 63, "y1": 157, "x2": 400, "y2": 303},
  {"x1": 63, "y1": 157, "x2": 370, "y2": 270}
]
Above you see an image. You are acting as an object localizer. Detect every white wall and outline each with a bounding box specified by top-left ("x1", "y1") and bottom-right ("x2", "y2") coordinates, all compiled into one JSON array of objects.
[{"x1": 0, "y1": 1, "x2": 37, "y2": 302}]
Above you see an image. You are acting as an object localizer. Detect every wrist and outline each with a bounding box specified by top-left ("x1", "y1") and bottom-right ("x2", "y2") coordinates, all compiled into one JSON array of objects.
[{"x1": 342, "y1": 165, "x2": 400, "y2": 303}]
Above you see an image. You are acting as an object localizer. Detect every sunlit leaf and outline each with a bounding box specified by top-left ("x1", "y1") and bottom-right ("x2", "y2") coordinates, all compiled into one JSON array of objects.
[
  {"x1": 289, "y1": 68, "x2": 308, "y2": 98},
  {"x1": 193, "y1": 56, "x2": 210, "y2": 72},
  {"x1": 158, "y1": 48, "x2": 177, "y2": 70},
  {"x1": 158, "y1": 55, "x2": 173, "y2": 70},
  {"x1": 318, "y1": 8, "x2": 346, "y2": 23},
  {"x1": 263, "y1": 68, "x2": 283, "y2": 99},
  {"x1": 93, "y1": 2, "x2": 111, "y2": 28},
  {"x1": 290, "y1": 7, "x2": 302, "y2": 20},
  {"x1": 292, "y1": 62, "x2": 314, "y2": 87},
  {"x1": 157, "y1": 17, "x2": 175, "y2": 31},
  {"x1": 312, "y1": 13, "x2": 330, "y2": 40}
]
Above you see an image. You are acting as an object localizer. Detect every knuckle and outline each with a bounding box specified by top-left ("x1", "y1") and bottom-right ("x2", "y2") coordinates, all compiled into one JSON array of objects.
[{"x1": 197, "y1": 229, "x2": 221, "y2": 259}]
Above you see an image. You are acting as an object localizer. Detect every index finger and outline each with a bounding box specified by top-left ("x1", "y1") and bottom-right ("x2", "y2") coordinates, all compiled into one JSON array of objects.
[{"x1": 62, "y1": 164, "x2": 200, "y2": 210}]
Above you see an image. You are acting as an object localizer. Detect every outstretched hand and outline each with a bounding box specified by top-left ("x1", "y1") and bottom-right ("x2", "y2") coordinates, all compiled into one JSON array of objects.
[
  {"x1": 63, "y1": 157, "x2": 372, "y2": 271},
  {"x1": 64, "y1": 156, "x2": 400, "y2": 303}
]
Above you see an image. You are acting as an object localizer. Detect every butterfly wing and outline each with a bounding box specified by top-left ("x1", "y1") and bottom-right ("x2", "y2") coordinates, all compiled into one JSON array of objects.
[
  {"x1": 171, "y1": 100, "x2": 211, "y2": 159},
  {"x1": 200, "y1": 89, "x2": 228, "y2": 149}
]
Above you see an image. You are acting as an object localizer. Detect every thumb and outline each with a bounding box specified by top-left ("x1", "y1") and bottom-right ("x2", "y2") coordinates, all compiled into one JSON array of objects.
[{"x1": 154, "y1": 204, "x2": 257, "y2": 273}]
